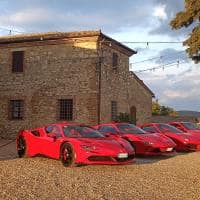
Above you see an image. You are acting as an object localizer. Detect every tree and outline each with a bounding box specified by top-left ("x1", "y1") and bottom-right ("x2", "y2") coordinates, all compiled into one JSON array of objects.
[
  {"x1": 152, "y1": 100, "x2": 178, "y2": 117},
  {"x1": 152, "y1": 99, "x2": 160, "y2": 115},
  {"x1": 170, "y1": 0, "x2": 200, "y2": 63},
  {"x1": 117, "y1": 112, "x2": 137, "y2": 125}
]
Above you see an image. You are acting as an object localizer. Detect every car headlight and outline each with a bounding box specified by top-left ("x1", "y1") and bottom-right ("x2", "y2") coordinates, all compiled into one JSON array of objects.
[
  {"x1": 81, "y1": 145, "x2": 96, "y2": 151},
  {"x1": 143, "y1": 141, "x2": 154, "y2": 146}
]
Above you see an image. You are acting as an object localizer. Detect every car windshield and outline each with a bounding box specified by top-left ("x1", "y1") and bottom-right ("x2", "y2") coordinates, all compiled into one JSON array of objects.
[
  {"x1": 117, "y1": 124, "x2": 146, "y2": 134},
  {"x1": 158, "y1": 124, "x2": 183, "y2": 134},
  {"x1": 182, "y1": 122, "x2": 200, "y2": 130},
  {"x1": 63, "y1": 125, "x2": 105, "y2": 138}
]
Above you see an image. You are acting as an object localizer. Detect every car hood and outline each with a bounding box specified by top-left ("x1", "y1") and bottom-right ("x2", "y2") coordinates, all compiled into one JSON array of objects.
[
  {"x1": 166, "y1": 132, "x2": 200, "y2": 143},
  {"x1": 74, "y1": 138, "x2": 134, "y2": 153},
  {"x1": 124, "y1": 133, "x2": 175, "y2": 145},
  {"x1": 188, "y1": 130, "x2": 200, "y2": 134}
]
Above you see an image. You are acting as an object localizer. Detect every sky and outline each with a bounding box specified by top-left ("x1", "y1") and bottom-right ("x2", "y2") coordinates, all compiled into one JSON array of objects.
[{"x1": 0, "y1": 0, "x2": 199, "y2": 111}]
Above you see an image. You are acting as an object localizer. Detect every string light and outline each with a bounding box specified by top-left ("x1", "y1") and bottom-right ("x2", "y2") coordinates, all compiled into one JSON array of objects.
[{"x1": 134, "y1": 58, "x2": 189, "y2": 73}]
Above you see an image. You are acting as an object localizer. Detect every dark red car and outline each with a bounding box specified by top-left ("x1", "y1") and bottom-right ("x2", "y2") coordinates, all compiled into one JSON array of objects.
[
  {"x1": 141, "y1": 123, "x2": 200, "y2": 151},
  {"x1": 16, "y1": 123, "x2": 135, "y2": 166},
  {"x1": 169, "y1": 122, "x2": 200, "y2": 135},
  {"x1": 94, "y1": 123, "x2": 176, "y2": 155}
]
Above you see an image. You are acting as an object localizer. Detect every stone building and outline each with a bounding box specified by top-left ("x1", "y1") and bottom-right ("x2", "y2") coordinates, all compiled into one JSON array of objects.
[{"x1": 0, "y1": 30, "x2": 154, "y2": 138}]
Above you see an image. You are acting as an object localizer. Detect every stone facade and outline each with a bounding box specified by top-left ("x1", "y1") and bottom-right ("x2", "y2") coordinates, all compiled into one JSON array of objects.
[{"x1": 0, "y1": 31, "x2": 154, "y2": 138}]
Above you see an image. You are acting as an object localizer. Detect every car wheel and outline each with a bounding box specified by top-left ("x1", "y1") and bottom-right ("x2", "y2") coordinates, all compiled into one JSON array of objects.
[
  {"x1": 17, "y1": 137, "x2": 28, "y2": 158},
  {"x1": 60, "y1": 143, "x2": 75, "y2": 167}
]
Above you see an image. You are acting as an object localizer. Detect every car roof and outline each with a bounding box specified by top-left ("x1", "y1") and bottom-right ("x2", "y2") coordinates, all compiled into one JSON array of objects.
[
  {"x1": 98, "y1": 122, "x2": 132, "y2": 126},
  {"x1": 33, "y1": 122, "x2": 91, "y2": 130}
]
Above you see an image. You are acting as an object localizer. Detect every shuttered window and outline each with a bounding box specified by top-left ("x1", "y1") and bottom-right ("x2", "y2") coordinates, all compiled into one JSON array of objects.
[
  {"x1": 10, "y1": 100, "x2": 24, "y2": 120},
  {"x1": 59, "y1": 99, "x2": 73, "y2": 120},
  {"x1": 111, "y1": 101, "x2": 117, "y2": 121},
  {"x1": 112, "y1": 53, "x2": 118, "y2": 69},
  {"x1": 12, "y1": 51, "x2": 24, "y2": 72}
]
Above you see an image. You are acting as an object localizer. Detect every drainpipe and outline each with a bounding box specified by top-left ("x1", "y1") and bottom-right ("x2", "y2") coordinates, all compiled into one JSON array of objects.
[{"x1": 97, "y1": 37, "x2": 104, "y2": 124}]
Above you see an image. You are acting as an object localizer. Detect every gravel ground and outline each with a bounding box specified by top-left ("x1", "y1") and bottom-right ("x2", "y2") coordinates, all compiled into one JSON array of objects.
[{"x1": 0, "y1": 140, "x2": 200, "y2": 200}]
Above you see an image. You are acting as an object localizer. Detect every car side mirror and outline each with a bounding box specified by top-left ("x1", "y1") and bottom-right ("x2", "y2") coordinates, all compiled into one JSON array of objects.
[
  {"x1": 104, "y1": 132, "x2": 112, "y2": 137},
  {"x1": 47, "y1": 133, "x2": 57, "y2": 141},
  {"x1": 104, "y1": 132, "x2": 117, "y2": 137}
]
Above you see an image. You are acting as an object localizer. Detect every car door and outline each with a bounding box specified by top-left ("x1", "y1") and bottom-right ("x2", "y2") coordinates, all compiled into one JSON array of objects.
[
  {"x1": 41, "y1": 125, "x2": 62, "y2": 159},
  {"x1": 25, "y1": 129, "x2": 44, "y2": 156}
]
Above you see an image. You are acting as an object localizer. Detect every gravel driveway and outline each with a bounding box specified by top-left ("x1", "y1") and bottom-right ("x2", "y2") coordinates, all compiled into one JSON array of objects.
[{"x1": 0, "y1": 140, "x2": 200, "y2": 200}]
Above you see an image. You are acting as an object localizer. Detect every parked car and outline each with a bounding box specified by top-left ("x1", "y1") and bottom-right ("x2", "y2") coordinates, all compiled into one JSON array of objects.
[
  {"x1": 16, "y1": 123, "x2": 135, "y2": 166},
  {"x1": 94, "y1": 123, "x2": 176, "y2": 155},
  {"x1": 141, "y1": 123, "x2": 200, "y2": 151},
  {"x1": 169, "y1": 122, "x2": 200, "y2": 135}
]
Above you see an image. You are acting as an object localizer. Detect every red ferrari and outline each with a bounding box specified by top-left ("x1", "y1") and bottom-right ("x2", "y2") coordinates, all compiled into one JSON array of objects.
[
  {"x1": 169, "y1": 122, "x2": 200, "y2": 135},
  {"x1": 16, "y1": 123, "x2": 135, "y2": 166},
  {"x1": 141, "y1": 123, "x2": 200, "y2": 151},
  {"x1": 94, "y1": 123, "x2": 176, "y2": 155}
]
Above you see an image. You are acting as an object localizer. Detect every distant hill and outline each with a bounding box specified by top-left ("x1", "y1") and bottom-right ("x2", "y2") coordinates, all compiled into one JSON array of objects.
[{"x1": 178, "y1": 110, "x2": 200, "y2": 117}]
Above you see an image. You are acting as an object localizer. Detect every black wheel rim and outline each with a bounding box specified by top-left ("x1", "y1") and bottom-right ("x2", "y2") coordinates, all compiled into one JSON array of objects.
[
  {"x1": 62, "y1": 146, "x2": 73, "y2": 166},
  {"x1": 18, "y1": 137, "x2": 26, "y2": 157}
]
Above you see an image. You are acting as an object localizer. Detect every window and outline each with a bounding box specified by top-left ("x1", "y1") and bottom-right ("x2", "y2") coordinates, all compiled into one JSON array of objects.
[
  {"x1": 12, "y1": 51, "x2": 24, "y2": 72},
  {"x1": 63, "y1": 125, "x2": 104, "y2": 138},
  {"x1": 182, "y1": 122, "x2": 200, "y2": 130},
  {"x1": 142, "y1": 126, "x2": 157, "y2": 133},
  {"x1": 31, "y1": 130, "x2": 40, "y2": 137},
  {"x1": 99, "y1": 126, "x2": 118, "y2": 134},
  {"x1": 10, "y1": 100, "x2": 24, "y2": 120},
  {"x1": 45, "y1": 125, "x2": 62, "y2": 138},
  {"x1": 170, "y1": 123, "x2": 184, "y2": 131},
  {"x1": 117, "y1": 124, "x2": 146, "y2": 134},
  {"x1": 111, "y1": 101, "x2": 117, "y2": 121},
  {"x1": 59, "y1": 99, "x2": 73, "y2": 120},
  {"x1": 112, "y1": 53, "x2": 118, "y2": 69},
  {"x1": 158, "y1": 124, "x2": 182, "y2": 134}
]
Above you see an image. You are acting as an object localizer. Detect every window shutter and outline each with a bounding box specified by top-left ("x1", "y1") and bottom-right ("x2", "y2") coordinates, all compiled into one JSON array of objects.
[
  {"x1": 12, "y1": 51, "x2": 24, "y2": 72},
  {"x1": 112, "y1": 53, "x2": 118, "y2": 69}
]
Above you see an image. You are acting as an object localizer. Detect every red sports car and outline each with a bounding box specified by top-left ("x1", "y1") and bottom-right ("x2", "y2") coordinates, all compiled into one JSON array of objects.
[
  {"x1": 141, "y1": 123, "x2": 200, "y2": 151},
  {"x1": 16, "y1": 123, "x2": 135, "y2": 166},
  {"x1": 169, "y1": 122, "x2": 200, "y2": 135},
  {"x1": 94, "y1": 123, "x2": 176, "y2": 155}
]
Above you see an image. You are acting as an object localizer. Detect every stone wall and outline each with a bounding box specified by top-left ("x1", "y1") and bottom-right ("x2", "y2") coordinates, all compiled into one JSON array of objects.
[
  {"x1": 0, "y1": 37, "x2": 99, "y2": 138},
  {"x1": 0, "y1": 34, "x2": 153, "y2": 139},
  {"x1": 99, "y1": 44, "x2": 152, "y2": 125}
]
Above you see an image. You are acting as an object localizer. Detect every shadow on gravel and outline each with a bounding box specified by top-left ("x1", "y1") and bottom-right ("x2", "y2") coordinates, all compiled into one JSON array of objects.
[
  {"x1": 0, "y1": 139, "x2": 190, "y2": 166},
  {"x1": 136, "y1": 152, "x2": 187, "y2": 165}
]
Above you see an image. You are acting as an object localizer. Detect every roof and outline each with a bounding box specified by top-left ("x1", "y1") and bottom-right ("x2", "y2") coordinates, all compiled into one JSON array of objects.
[
  {"x1": 0, "y1": 30, "x2": 136, "y2": 56},
  {"x1": 129, "y1": 72, "x2": 155, "y2": 97}
]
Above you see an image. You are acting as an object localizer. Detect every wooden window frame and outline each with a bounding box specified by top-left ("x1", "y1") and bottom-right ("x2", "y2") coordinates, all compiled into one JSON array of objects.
[
  {"x1": 112, "y1": 53, "x2": 118, "y2": 69},
  {"x1": 58, "y1": 99, "x2": 73, "y2": 121},
  {"x1": 12, "y1": 51, "x2": 24, "y2": 73},
  {"x1": 9, "y1": 100, "x2": 24, "y2": 120}
]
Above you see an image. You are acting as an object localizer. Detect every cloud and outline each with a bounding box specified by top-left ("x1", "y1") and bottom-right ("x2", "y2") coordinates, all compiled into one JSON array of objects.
[
  {"x1": 0, "y1": 0, "x2": 198, "y2": 112},
  {"x1": 155, "y1": 48, "x2": 189, "y2": 64},
  {"x1": 139, "y1": 66, "x2": 200, "y2": 111},
  {"x1": 0, "y1": 0, "x2": 157, "y2": 33},
  {"x1": 163, "y1": 90, "x2": 188, "y2": 99},
  {"x1": 153, "y1": 5, "x2": 167, "y2": 20},
  {"x1": 149, "y1": 0, "x2": 197, "y2": 39}
]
